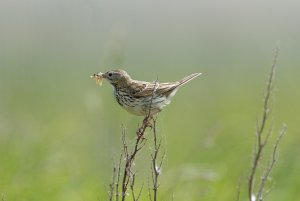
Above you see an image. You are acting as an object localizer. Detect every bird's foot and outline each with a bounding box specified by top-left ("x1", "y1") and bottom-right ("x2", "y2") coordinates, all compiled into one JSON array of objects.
[{"x1": 143, "y1": 115, "x2": 154, "y2": 128}]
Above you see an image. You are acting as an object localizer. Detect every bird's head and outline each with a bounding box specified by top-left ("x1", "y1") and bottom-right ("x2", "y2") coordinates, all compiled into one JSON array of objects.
[{"x1": 102, "y1": 69, "x2": 131, "y2": 86}]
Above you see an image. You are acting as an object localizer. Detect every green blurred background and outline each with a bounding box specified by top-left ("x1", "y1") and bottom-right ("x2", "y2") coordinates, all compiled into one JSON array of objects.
[{"x1": 1, "y1": 0, "x2": 300, "y2": 200}]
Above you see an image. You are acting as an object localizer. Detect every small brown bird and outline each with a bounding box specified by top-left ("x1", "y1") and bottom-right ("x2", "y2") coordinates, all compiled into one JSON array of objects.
[{"x1": 91, "y1": 69, "x2": 201, "y2": 117}]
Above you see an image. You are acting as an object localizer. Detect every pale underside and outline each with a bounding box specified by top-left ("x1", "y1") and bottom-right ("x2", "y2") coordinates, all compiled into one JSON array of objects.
[
  {"x1": 113, "y1": 81, "x2": 179, "y2": 116},
  {"x1": 103, "y1": 71, "x2": 201, "y2": 116}
]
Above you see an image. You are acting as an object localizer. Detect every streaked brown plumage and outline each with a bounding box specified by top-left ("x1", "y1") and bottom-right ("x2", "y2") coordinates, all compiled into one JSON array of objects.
[{"x1": 94, "y1": 69, "x2": 201, "y2": 116}]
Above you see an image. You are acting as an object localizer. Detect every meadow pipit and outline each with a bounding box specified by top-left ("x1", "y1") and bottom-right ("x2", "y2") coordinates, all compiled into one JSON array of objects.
[{"x1": 91, "y1": 69, "x2": 201, "y2": 117}]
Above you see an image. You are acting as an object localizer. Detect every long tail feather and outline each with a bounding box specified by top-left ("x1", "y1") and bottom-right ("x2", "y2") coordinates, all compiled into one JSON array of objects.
[{"x1": 178, "y1": 72, "x2": 202, "y2": 86}]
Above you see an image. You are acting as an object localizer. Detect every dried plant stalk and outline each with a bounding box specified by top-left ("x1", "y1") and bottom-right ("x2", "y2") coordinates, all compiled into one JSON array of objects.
[{"x1": 247, "y1": 47, "x2": 287, "y2": 201}]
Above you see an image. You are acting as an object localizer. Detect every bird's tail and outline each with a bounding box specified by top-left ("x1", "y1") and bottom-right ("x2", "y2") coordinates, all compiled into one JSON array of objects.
[{"x1": 178, "y1": 72, "x2": 202, "y2": 86}]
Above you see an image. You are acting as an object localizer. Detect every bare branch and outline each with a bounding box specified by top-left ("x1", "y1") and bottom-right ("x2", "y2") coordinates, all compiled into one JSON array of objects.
[
  {"x1": 119, "y1": 81, "x2": 159, "y2": 201},
  {"x1": 108, "y1": 77, "x2": 163, "y2": 201},
  {"x1": 116, "y1": 151, "x2": 123, "y2": 201},
  {"x1": 148, "y1": 176, "x2": 153, "y2": 201},
  {"x1": 136, "y1": 183, "x2": 144, "y2": 201},
  {"x1": 248, "y1": 47, "x2": 279, "y2": 201},
  {"x1": 108, "y1": 166, "x2": 116, "y2": 201},
  {"x1": 149, "y1": 117, "x2": 166, "y2": 201},
  {"x1": 247, "y1": 47, "x2": 286, "y2": 201},
  {"x1": 256, "y1": 125, "x2": 287, "y2": 200},
  {"x1": 130, "y1": 174, "x2": 136, "y2": 201}
]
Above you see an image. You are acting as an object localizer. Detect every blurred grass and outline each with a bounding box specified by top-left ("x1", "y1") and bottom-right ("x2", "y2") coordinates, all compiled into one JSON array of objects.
[
  {"x1": 1, "y1": 0, "x2": 300, "y2": 201},
  {"x1": 1, "y1": 57, "x2": 300, "y2": 201}
]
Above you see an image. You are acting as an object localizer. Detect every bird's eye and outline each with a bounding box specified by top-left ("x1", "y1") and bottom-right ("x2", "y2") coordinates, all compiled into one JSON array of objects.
[{"x1": 108, "y1": 73, "x2": 112, "y2": 77}]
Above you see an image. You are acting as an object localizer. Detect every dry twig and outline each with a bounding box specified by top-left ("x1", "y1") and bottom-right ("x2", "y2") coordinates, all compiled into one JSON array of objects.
[
  {"x1": 256, "y1": 125, "x2": 287, "y2": 200},
  {"x1": 120, "y1": 122, "x2": 149, "y2": 201},
  {"x1": 108, "y1": 79, "x2": 164, "y2": 201},
  {"x1": 150, "y1": 118, "x2": 165, "y2": 201},
  {"x1": 108, "y1": 166, "x2": 116, "y2": 201},
  {"x1": 247, "y1": 47, "x2": 287, "y2": 201}
]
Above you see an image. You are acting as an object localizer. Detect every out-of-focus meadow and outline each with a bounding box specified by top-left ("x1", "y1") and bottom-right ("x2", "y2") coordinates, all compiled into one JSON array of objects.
[{"x1": 1, "y1": 0, "x2": 300, "y2": 200}]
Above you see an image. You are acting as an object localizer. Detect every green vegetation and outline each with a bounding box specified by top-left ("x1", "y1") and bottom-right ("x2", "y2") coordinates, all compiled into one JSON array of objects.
[{"x1": 1, "y1": 1, "x2": 300, "y2": 200}]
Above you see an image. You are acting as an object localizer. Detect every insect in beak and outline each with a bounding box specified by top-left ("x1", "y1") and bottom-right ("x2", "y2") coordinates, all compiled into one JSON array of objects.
[{"x1": 90, "y1": 72, "x2": 103, "y2": 86}]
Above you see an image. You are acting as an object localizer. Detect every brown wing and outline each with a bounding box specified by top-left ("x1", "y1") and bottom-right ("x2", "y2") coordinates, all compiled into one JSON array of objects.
[
  {"x1": 130, "y1": 80, "x2": 179, "y2": 97},
  {"x1": 128, "y1": 73, "x2": 201, "y2": 97}
]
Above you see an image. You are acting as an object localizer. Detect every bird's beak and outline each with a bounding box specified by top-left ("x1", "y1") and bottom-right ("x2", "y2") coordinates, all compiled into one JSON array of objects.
[{"x1": 101, "y1": 73, "x2": 107, "y2": 79}]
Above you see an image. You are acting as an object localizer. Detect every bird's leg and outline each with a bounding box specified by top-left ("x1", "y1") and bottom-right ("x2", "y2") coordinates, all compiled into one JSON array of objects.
[
  {"x1": 135, "y1": 115, "x2": 153, "y2": 138},
  {"x1": 143, "y1": 115, "x2": 154, "y2": 129}
]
